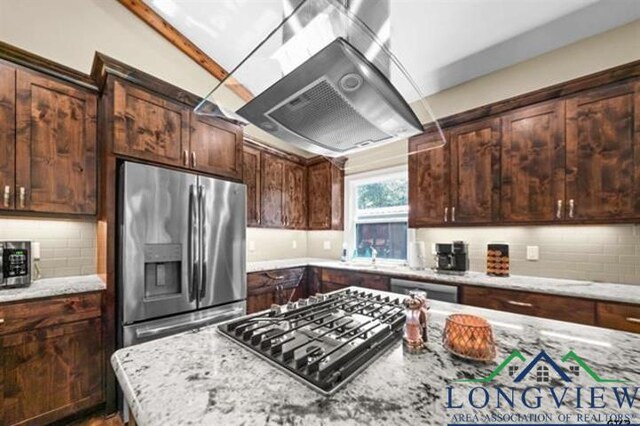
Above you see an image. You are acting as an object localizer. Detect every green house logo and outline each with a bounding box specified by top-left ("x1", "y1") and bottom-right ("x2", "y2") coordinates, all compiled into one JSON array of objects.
[{"x1": 455, "y1": 350, "x2": 628, "y2": 384}]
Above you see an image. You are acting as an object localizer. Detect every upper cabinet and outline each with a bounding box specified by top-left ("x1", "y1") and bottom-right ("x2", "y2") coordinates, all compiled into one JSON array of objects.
[
  {"x1": 260, "y1": 152, "x2": 285, "y2": 227},
  {"x1": 308, "y1": 159, "x2": 344, "y2": 230},
  {"x1": 0, "y1": 63, "x2": 16, "y2": 211},
  {"x1": 113, "y1": 79, "x2": 190, "y2": 167},
  {"x1": 408, "y1": 131, "x2": 450, "y2": 227},
  {"x1": 449, "y1": 117, "x2": 501, "y2": 224},
  {"x1": 0, "y1": 63, "x2": 97, "y2": 215},
  {"x1": 501, "y1": 100, "x2": 566, "y2": 222},
  {"x1": 189, "y1": 114, "x2": 243, "y2": 180},
  {"x1": 284, "y1": 161, "x2": 307, "y2": 229},
  {"x1": 111, "y1": 79, "x2": 243, "y2": 180},
  {"x1": 409, "y1": 76, "x2": 640, "y2": 226},
  {"x1": 565, "y1": 81, "x2": 640, "y2": 221},
  {"x1": 243, "y1": 144, "x2": 261, "y2": 226}
]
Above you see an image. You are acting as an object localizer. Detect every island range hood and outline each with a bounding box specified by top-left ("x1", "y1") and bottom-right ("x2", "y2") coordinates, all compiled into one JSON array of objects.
[{"x1": 195, "y1": 0, "x2": 443, "y2": 158}]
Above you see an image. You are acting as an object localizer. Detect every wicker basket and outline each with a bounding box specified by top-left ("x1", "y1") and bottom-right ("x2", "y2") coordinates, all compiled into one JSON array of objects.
[{"x1": 442, "y1": 314, "x2": 496, "y2": 362}]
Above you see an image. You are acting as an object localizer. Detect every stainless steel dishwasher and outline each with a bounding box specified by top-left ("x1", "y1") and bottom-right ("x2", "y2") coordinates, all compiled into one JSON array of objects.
[{"x1": 390, "y1": 279, "x2": 459, "y2": 303}]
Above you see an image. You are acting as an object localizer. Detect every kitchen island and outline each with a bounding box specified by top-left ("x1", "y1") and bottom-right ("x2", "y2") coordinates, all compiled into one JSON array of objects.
[{"x1": 112, "y1": 289, "x2": 640, "y2": 425}]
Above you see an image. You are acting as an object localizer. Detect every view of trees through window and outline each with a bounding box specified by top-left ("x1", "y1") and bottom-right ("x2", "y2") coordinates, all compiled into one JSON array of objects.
[
  {"x1": 357, "y1": 178, "x2": 408, "y2": 210},
  {"x1": 354, "y1": 177, "x2": 408, "y2": 260}
]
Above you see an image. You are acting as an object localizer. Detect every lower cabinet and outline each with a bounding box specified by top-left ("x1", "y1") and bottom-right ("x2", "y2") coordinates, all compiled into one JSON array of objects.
[
  {"x1": 247, "y1": 268, "x2": 307, "y2": 314},
  {"x1": 461, "y1": 286, "x2": 596, "y2": 326},
  {"x1": 0, "y1": 292, "x2": 104, "y2": 425},
  {"x1": 321, "y1": 269, "x2": 390, "y2": 292},
  {"x1": 596, "y1": 302, "x2": 640, "y2": 333}
]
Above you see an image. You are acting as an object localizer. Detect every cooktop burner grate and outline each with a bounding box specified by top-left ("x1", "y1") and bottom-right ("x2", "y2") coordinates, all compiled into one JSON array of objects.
[{"x1": 218, "y1": 289, "x2": 405, "y2": 395}]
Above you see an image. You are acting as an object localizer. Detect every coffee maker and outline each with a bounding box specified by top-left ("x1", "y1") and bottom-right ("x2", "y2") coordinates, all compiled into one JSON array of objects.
[{"x1": 435, "y1": 241, "x2": 469, "y2": 273}]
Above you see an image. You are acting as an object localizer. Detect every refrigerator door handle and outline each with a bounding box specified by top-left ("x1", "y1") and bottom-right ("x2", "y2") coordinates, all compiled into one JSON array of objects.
[
  {"x1": 188, "y1": 184, "x2": 198, "y2": 302},
  {"x1": 198, "y1": 184, "x2": 207, "y2": 301}
]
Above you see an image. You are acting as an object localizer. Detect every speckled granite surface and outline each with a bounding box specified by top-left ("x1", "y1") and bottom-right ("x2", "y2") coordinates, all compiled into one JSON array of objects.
[
  {"x1": 248, "y1": 258, "x2": 640, "y2": 304},
  {"x1": 113, "y1": 293, "x2": 640, "y2": 426},
  {"x1": 0, "y1": 275, "x2": 105, "y2": 303}
]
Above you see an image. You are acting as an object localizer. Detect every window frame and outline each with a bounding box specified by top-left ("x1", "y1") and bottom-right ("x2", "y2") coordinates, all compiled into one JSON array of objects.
[{"x1": 344, "y1": 164, "x2": 409, "y2": 264}]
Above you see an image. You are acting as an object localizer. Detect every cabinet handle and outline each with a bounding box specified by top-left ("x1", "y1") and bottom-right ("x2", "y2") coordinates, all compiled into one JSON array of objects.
[
  {"x1": 569, "y1": 199, "x2": 575, "y2": 219},
  {"x1": 191, "y1": 152, "x2": 197, "y2": 168},
  {"x1": 183, "y1": 150, "x2": 189, "y2": 166},
  {"x1": 507, "y1": 300, "x2": 533, "y2": 308},
  {"x1": 0, "y1": 318, "x2": 4, "y2": 324},
  {"x1": 19, "y1": 187, "x2": 26, "y2": 208},
  {"x1": 452, "y1": 206, "x2": 456, "y2": 222},
  {"x1": 444, "y1": 207, "x2": 448, "y2": 223},
  {"x1": 3, "y1": 185, "x2": 9, "y2": 208},
  {"x1": 556, "y1": 199, "x2": 563, "y2": 219},
  {"x1": 266, "y1": 272, "x2": 285, "y2": 280},
  {"x1": 626, "y1": 317, "x2": 640, "y2": 324}
]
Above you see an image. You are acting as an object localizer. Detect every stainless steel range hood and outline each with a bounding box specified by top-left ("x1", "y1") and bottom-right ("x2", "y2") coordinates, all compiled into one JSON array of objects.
[
  {"x1": 195, "y1": 0, "x2": 442, "y2": 159},
  {"x1": 237, "y1": 37, "x2": 423, "y2": 156}
]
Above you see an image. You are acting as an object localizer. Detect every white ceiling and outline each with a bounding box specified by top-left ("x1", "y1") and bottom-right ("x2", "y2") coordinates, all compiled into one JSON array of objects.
[{"x1": 145, "y1": 0, "x2": 640, "y2": 104}]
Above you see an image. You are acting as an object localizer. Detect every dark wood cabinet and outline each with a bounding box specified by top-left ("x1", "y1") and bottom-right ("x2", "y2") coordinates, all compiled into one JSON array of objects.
[
  {"x1": 307, "y1": 159, "x2": 344, "y2": 230},
  {"x1": 247, "y1": 268, "x2": 306, "y2": 314},
  {"x1": 14, "y1": 69, "x2": 97, "y2": 215},
  {"x1": 408, "y1": 131, "x2": 450, "y2": 227},
  {"x1": 0, "y1": 62, "x2": 15, "y2": 212},
  {"x1": 284, "y1": 162, "x2": 307, "y2": 229},
  {"x1": 501, "y1": 100, "x2": 566, "y2": 222},
  {"x1": 243, "y1": 144, "x2": 262, "y2": 227},
  {"x1": 113, "y1": 79, "x2": 189, "y2": 168},
  {"x1": 320, "y1": 268, "x2": 390, "y2": 292},
  {"x1": 596, "y1": 302, "x2": 640, "y2": 333},
  {"x1": 461, "y1": 286, "x2": 595, "y2": 326},
  {"x1": 260, "y1": 152, "x2": 285, "y2": 228},
  {"x1": 0, "y1": 292, "x2": 103, "y2": 425},
  {"x1": 565, "y1": 80, "x2": 640, "y2": 221},
  {"x1": 449, "y1": 117, "x2": 501, "y2": 224},
  {"x1": 190, "y1": 114, "x2": 243, "y2": 180}
]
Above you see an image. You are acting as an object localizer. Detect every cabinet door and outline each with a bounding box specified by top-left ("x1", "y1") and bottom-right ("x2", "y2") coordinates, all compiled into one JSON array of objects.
[
  {"x1": 113, "y1": 79, "x2": 189, "y2": 167},
  {"x1": 243, "y1": 145, "x2": 262, "y2": 227},
  {"x1": 450, "y1": 118, "x2": 501, "y2": 224},
  {"x1": 284, "y1": 161, "x2": 307, "y2": 229},
  {"x1": 190, "y1": 114, "x2": 243, "y2": 180},
  {"x1": 408, "y1": 131, "x2": 450, "y2": 226},
  {"x1": 501, "y1": 100, "x2": 565, "y2": 222},
  {"x1": 246, "y1": 291, "x2": 276, "y2": 314},
  {"x1": 15, "y1": 69, "x2": 97, "y2": 214},
  {"x1": 3, "y1": 319, "x2": 103, "y2": 426},
  {"x1": 0, "y1": 62, "x2": 16, "y2": 211},
  {"x1": 307, "y1": 162, "x2": 331, "y2": 229},
  {"x1": 260, "y1": 152, "x2": 285, "y2": 227},
  {"x1": 566, "y1": 81, "x2": 640, "y2": 220}
]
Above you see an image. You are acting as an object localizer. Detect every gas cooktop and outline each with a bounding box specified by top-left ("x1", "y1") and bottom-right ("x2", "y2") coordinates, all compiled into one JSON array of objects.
[{"x1": 218, "y1": 289, "x2": 405, "y2": 395}]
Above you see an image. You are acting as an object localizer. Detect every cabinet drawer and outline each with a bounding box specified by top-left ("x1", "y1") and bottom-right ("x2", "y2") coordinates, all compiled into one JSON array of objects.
[
  {"x1": 462, "y1": 286, "x2": 595, "y2": 325},
  {"x1": 321, "y1": 269, "x2": 390, "y2": 292},
  {"x1": 0, "y1": 292, "x2": 102, "y2": 336},
  {"x1": 597, "y1": 302, "x2": 640, "y2": 333},
  {"x1": 247, "y1": 267, "x2": 306, "y2": 296}
]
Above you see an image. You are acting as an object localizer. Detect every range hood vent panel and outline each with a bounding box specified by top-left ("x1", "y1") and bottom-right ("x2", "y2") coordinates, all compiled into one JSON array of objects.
[{"x1": 238, "y1": 37, "x2": 421, "y2": 156}]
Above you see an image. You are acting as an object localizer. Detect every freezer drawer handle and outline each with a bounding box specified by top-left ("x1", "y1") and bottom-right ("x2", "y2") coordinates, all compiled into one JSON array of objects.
[
  {"x1": 507, "y1": 300, "x2": 533, "y2": 308},
  {"x1": 135, "y1": 307, "x2": 244, "y2": 338}
]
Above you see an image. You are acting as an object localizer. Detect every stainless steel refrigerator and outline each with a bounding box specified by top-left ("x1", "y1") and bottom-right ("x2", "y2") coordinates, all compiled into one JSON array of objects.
[{"x1": 118, "y1": 161, "x2": 246, "y2": 349}]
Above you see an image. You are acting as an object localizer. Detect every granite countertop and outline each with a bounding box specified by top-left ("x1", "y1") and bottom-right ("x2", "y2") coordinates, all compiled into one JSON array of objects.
[
  {"x1": 247, "y1": 258, "x2": 640, "y2": 305},
  {"x1": 0, "y1": 275, "x2": 106, "y2": 303},
  {"x1": 113, "y1": 290, "x2": 640, "y2": 426}
]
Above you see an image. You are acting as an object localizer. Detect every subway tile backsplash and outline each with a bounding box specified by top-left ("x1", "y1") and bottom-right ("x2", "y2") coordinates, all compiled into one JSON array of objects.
[
  {"x1": 0, "y1": 218, "x2": 96, "y2": 278},
  {"x1": 415, "y1": 224, "x2": 640, "y2": 285}
]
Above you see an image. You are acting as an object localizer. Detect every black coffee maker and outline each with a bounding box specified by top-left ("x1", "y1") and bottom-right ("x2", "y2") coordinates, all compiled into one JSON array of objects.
[{"x1": 435, "y1": 241, "x2": 469, "y2": 273}]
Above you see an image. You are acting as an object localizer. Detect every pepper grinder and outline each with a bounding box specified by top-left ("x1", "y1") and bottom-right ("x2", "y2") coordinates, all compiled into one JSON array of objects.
[{"x1": 403, "y1": 291, "x2": 429, "y2": 352}]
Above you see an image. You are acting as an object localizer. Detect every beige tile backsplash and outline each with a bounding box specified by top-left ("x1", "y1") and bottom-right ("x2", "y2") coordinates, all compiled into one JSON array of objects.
[
  {"x1": 415, "y1": 224, "x2": 640, "y2": 285},
  {"x1": 246, "y1": 228, "x2": 308, "y2": 262},
  {"x1": 0, "y1": 218, "x2": 96, "y2": 278}
]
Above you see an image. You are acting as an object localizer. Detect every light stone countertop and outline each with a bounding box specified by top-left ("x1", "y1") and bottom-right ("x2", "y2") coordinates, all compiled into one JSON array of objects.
[
  {"x1": 112, "y1": 291, "x2": 640, "y2": 426},
  {"x1": 248, "y1": 258, "x2": 640, "y2": 305},
  {"x1": 0, "y1": 275, "x2": 105, "y2": 303}
]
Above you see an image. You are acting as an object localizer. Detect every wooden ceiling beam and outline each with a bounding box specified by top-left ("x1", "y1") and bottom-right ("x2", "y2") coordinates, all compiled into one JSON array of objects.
[{"x1": 117, "y1": 0, "x2": 253, "y2": 102}]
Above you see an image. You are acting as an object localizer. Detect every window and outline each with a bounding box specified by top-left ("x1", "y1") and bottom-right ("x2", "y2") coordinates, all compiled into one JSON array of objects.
[
  {"x1": 536, "y1": 365, "x2": 550, "y2": 383},
  {"x1": 345, "y1": 166, "x2": 408, "y2": 262}
]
